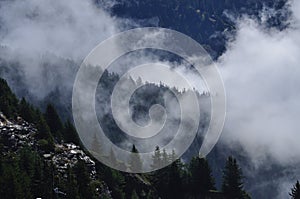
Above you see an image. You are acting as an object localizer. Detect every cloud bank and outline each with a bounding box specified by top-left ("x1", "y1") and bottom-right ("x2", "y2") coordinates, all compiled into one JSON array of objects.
[
  {"x1": 219, "y1": 0, "x2": 300, "y2": 171},
  {"x1": 0, "y1": 0, "x2": 120, "y2": 99},
  {"x1": 0, "y1": 0, "x2": 118, "y2": 60}
]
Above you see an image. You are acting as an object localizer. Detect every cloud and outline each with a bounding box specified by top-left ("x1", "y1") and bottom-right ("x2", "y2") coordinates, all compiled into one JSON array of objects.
[
  {"x1": 0, "y1": 0, "x2": 118, "y2": 60},
  {"x1": 0, "y1": 0, "x2": 120, "y2": 99},
  {"x1": 217, "y1": 1, "x2": 300, "y2": 196},
  {"x1": 219, "y1": 0, "x2": 300, "y2": 169}
]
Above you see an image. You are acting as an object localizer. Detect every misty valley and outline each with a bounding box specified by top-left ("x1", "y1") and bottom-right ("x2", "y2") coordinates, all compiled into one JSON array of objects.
[{"x1": 1, "y1": 0, "x2": 300, "y2": 199}]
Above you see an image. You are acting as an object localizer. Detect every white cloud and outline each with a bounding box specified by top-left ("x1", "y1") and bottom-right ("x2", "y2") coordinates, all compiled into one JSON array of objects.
[
  {"x1": 0, "y1": 0, "x2": 117, "y2": 60},
  {"x1": 0, "y1": 0, "x2": 120, "y2": 99},
  {"x1": 219, "y1": 1, "x2": 300, "y2": 166}
]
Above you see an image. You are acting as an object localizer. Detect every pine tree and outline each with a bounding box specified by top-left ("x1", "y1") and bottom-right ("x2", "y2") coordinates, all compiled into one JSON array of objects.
[
  {"x1": 162, "y1": 148, "x2": 169, "y2": 166},
  {"x1": 151, "y1": 146, "x2": 162, "y2": 169},
  {"x1": 150, "y1": 149, "x2": 181, "y2": 199},
  {"x1": 91, "y1": 133, "x2": 102, "y2": 155},
  {"x1": 146, "y1": 190, "x2": 155, "y2": 199},
  {"x1": 290, "y1": 180, "x2": 300, "y2": 199},
  {"x1": 169, "y1": 149, "x2": 177, "y2": 163},
  {"x1": 0, "y1": 153, "x2": 32, "y2": 199},
  {"x1": 44, "y1": 104, "x2": 63, "y2": 139},
  {"x1": 41, "y1": 161, "x2": 54, "y2": 198},
  {"x1": 0, "y1": 78, "x2": 18, "y2": 118},
  {"x1": 36, "y1": 114, "x2": 54, "y2": 152},
  {"x1": 65, "y1": 166, "x2": 79, "y2": 199},
  {"x1": 130, "y1": 145, "x2": 142, "y2": 172},
  {"x1": 222, "y1": 156, "x2": 250, "y2": 199},
  {"x1": 63, "y1": 120, "x2": 80, "y2": 145},
  {"x1": 188, "y1": 157, "x2": 215, "y2": 198},
  {"x1": 166, "y1": 158, "x2": 184, "y2": 199},
  {"x1": 19, "y1": 98, "x2": 36, "y2": 123},
  {"x1": 131, "y1": 190, "x2": 139, "y2": 199},
  {"x1": 101, "y1": 167, "x2": 125, "y2": 199},
  {"x1": 73, "y1": 160, "x2": 94, "y2": 199},
  {"x1": 109, "y1": 147, "x2": 118, "y2": 167}
]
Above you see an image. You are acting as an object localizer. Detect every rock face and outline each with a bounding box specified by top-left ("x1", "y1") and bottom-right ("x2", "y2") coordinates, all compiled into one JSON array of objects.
[
  {"x1": 51, "y1": 142, "x2": 96, "y2": 178},
  {"x1": 0, "y1": 112, "x2": 37, "y2": 153},
  {"x1": 0, "y1": 111, "x2": 113, "y2": 198},
  {"x1": 0, "y1": 112, "x2": 96, "y2": 185},
  {"x1": 0, "y1": 112, "x2": 9, "y2": 126}
]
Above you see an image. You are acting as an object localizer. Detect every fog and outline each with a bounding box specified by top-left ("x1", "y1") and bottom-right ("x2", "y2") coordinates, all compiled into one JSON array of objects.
[
  {"x1": 218, "y1": 0, "x2": 300, "y2": 196},
  {"x1": 0, "y1": 0, "x2": 299, "y2": 194},
  {"x1": 0, "y1": 0, "x2": 119, "y2": 99}
]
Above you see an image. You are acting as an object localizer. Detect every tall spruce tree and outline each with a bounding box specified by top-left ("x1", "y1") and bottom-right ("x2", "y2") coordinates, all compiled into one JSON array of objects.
[
  {"x1": 290, "y1": 180, "x2": 300, "y2": 199},
  {"x1": 63, "y1": 120, "x2": 80, "y2": 145},
  {"x1": 222, "y1": 156, "x2": 250, "y2": 199},
  {"x1": 19, "y1": 98, "x2": 36, "y2": 123},
  {"x1": 188, "y1": 157, "x2": 215, "y2": 198},
  {"x1": 166, "y1": 158, "x2": 184, "y2": 199},
  {"x1": 151, "y1": 146, "x2": 162, "y2": 169},
  {"x1": 131, "y1": 190, "x2": 139, "y2": 199},
  {"x1": 36, "y1": 114, "x2": 54, "y2": 152},
  {"x1": 0, "y1": 78, "x2": 18, "y2": 118},
  {"x1": 65, "y1": 165, "x2": 80, "y2": 199},
  {"x1": 44, "y1": 104, "x2": 63, "y2": 139},
  {"x1": 91, "y1": 133, "x2": 102, "y2": 155},
  {"x1": 130, "y1": 145, "x2": 142, "y2": 172},
  {"x1": 73, "y1": 159, "x2": 94, "y2": 199}
]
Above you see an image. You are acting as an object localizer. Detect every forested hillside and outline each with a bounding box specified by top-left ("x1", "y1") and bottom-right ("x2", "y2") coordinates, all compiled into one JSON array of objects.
[
  {"x1": 0, "y1": 0, "x2": 299, "y2": 198},
  {"x1": 0, "y1": 77, "x2": 255, "y2": 198}
]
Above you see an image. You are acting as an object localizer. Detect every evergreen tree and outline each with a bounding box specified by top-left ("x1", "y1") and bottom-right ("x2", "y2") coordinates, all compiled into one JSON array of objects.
[
  {"x1": 63, "y1": 120, "x2": 80, "y2": 145},
  {"x1": 0, "y1": 153, "x2": 32, "y2": 199},
  {"x1": 109, "y1": 147, "x2": 118, "y2": 167},
  {"x1": 151, "y1": 146, "x2": 162, "y2": 169},
  {"x1": 166, "y1": 158, "x2": 184, "y2": 199},
  {"x1": 73, "y1": 159, "x2": 94, "y2": 199},
  {"x1": 0, "y1": 78, "x2": 18, "y2": 118},
  {"x1": 162, "y1": 148, "x2": 169, "y2": 166},
  {"x1": 40, "y1": 161, "x2": 54, "y2": 198},
  {"x1": 130, "y1": 145, "x2": 142, "y2": 172},
  {"x1": 98, "y1": 165, "x2": 125, "y2": 199},
  {"x1": 91, "y1": 133, "x2": 102, "y2": 155},
  {"x1": 169, "y1": 149, "x2": 177, "y2": 163},
  {"x1": 65, "y1": 165, "x2": 79, "y2": 199},
  {"x1": 146, "y1": 190, "x2": 155, "y2": 199},
  {"x1": 290, "y1": 180, "x2": 300, "y2": 199},
  {"x1": 131, "y1": 190, "x2": 139, "y2": 199},
  {"x1": 188, "y1": 157, "x2": 215, "y2": 198},
  {"x1": 36, "y1": 114, "x2": 54, "y2": 152},
  {"x1": 150, "y1": 149, "x2": 175, "y2": 199},
  {"x1": 222, "y1": 156, "x2": 250, "y2": 199},
  {"x1": 18, "y1": 98, "x2": 36, "y2": 123},
  {"x1": 44, "y1": 103, "x2": 63, "y2": 139}
]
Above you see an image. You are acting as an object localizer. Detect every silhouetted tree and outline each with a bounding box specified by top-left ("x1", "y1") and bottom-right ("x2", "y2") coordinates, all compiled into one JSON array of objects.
[
  {"x1": 188, "y1": 157, "x2": 215, "y2": 198},
  {"x1": 73, "y1": 159, "x2": 94, "y2": 199},
  {"x1": 44, "y1": 104, "x2": 63, "y2": 139},
  {"x1": 222, "y1": 156, "x2": 250, "y2": 199},
  {"x1": 0, "y1": 78, "x2": 18, "y2": 118},
  {"x1": 91, "y1": 133, "x2": 102, "y2": 155},
  {"x1": 36, "y1": 114, "x2": 54, "y2": 152},
  {"x1": 63, "y1": 120, "x2": 80, "y2": 145},
  {"x1": 19, "y1": 98, "x2": 36, "y2": 123},
  {"x1": 65, "y1": 165, "x2": 79, "y2": 199},
  {"x1": 290, "y1": 180, "x2": 300, "y2": 199},
  {"x1": 130, "y1": 145, "x2": 142, "y2": 172},
  {"x1": 131, "y1": 189, "x2": 139, "y2": 199},
  {"x1": 166, "y1": 158, "x2": 184, "y2": 199},
  {"x1": 151, "y1": 146, "x2": 162, "y2": 169}
]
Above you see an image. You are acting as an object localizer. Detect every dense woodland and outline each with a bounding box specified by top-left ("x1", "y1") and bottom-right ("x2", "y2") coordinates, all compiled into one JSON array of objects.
[
  {"x1": 109, "y1": 0, "x2": 289, "y2": 58},
  {"x1": 1, "y1": 78, "x2": 299, "y2": 198},
  {"x1": 0, "y1": 0, "x2": 297, "y2": 198}
]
